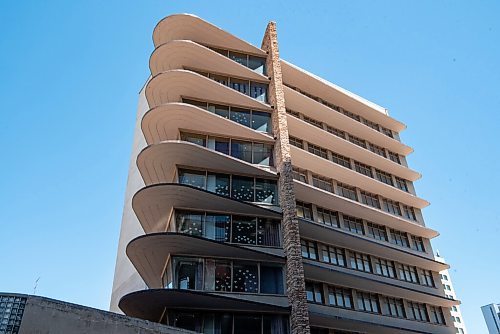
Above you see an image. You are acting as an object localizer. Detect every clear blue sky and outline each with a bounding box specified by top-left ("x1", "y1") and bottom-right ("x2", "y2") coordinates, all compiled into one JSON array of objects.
[{"x1": 0, "y1": 1, "x2": 498, "y2": 332}]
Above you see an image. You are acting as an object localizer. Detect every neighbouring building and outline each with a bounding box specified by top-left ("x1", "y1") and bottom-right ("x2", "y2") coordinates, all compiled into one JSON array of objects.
[
  {"x1": 435, "y1": 253, "x2": 467, "y2": 333},
  {"x1": 482, "y1": 303, "x2": 500, "y2": 334},
  {"x1": 110, "y1": 13, "x2": 460, "y2": 334}
]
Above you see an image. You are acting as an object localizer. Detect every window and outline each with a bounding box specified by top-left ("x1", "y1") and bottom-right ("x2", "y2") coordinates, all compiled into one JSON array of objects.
[
  {"x1": 292, "y1": 167, "x2": 308, "y2": 183},
  {"x1": 350, "y1": 252, "x2": 371, "y2": 272},
  {"x1": 250, "y1": 82, "x2": 268, "y2": 102},
  {"x1": 420, "y1": 269, "x2": 435, "y2": 287},
  {"x1": 252, "y1": 142, "x2": 273, "y2": 166},
  {"x1": 441, "y1": 274, "x2": 448, "y2": 281},
  {"x1": 182, "y1": 98, "x2": 208, "y2": 110},
  {"x1": 326, "y1": 126, "x2": 346, "y2": 139},
  {"x1": 176, "y1": 211, "x2": 204, "y2": 237},
  {"x1": 388, "y1": 151, "x2": 401, "y2": 164},
  {"x1": 230, "y1": 107, "x2": 251, "y2": 127},
  {"x1": 343, "y1": 215, "x2": 364, "y2": 235},
  {"x1": 444, "y1": 284, "x2": 451, "y2": 291},
  {"x1": 255, "y1": 178, "x2": 278, "y2": 204},
  {"x1": 232, "y1": 262, "x2": 258, "y2": 292},
  {"x1": 408, "y1": 302, "x2": 429, "y2": 322},
  {"x1": 368, "y1": 143, "x2": 386, "y2": 157},
  {"x1": 316, "y1": 207, "x2": 339, "y2": 227},
  {"x1": 331, "y1": 152, "x2": 351, "y2": 168},
  {"x1": 354, "y1": 161, "x2": 373, "y2": 178},
  {"x1": 229, "y1": 51, "x2": 248, "y2": 67},
  {"x1": 363, "y1": 118, "x2": 380, "y2": 131},
  {"x1": 328, "y1": 286, "x2": 352, "y2": 309},
  {"x1": 301, "y1": 239, "x2": 318, "y2": 260},
  {"x1": 308, "y1": 143, "x2": 328, "y2": 159},
  {"x1": 231, "y1": 175, "x2": 254, "y2": 201},
  {"x1": 289, "y1": 136, "x2": 304, "y2": 149},
  {"x1": 286, "y1": 109, "x2": 300, "y2": 118},
  {"x1": 206, "y1": 172, "x2": 230, "y2": 196},
  {"x1": 374, "y1": 258, "x2": 396, "y2": 278},
  {"x1": 385, "y1": 297, "x2": 406, "y2": 318},
  {"x1": 179, "y1": 169, "x2": 207, "y2": 189},
  {"x1": 251, "y1": 111, "x2": 271, "y2": 132},
  {"x1": 209, "y1": 73, "x2": 229, "y2": 86},
  {"x1": 303, "y1": 115, "x2": 323, "y2": 128},
  {"x1": 260, "y1": 265, "x2": 284, "y2": 294},
  {"x1": 248, "y1": 56, "x2": 266, "y2": 75},
  {"x1": 367, "y1": 222, "x2": 388, "y2": 241},
  {"x1": 312, "y1": 174, "x2": 333, "y2": 192},
  {"x1": 395, "y1": 177, "x2": 409, "y2": 192},
  {"x1": 208, "y1": 103, "x2": 230, "y2": 118},
  {"x1": 321, "y1": 245, "x2": 345, "y2": 267},
  {"x1": 296, "y1": 201, "x2": 313, "y2": 220},
  {"x1": 305, "y1": 282, "x2": 323, "y2": 303},
  {"x1": 205, "y1": 214, "x2": 231, "y2": 242},
  {"x1": 348, "y1": 134, "x2": 366, "y2": 148},
  {"x1": 257, "y1": 218, "x2": 281, "y2": 247},
  {"x1": 390, "y1": 229, "x2": 410, "y2": 248},
  {"x1": 181, "y1": 132, "x2": 206, "y2": 146},
  {"x1": 338, "y1": 183, "x2": 358, "y2": 201},
  {"x1": 204, "y1": 259, "x2": 232, "y2": 292},
  {"x1": 383, "y1": 199, "x2": 402, "y2": 216},
  {"x1": 174, "y1": 258, "x2": 203, "y2": 290},
  {"x1": 403, "y1": 205, "x2": 417, "y2": 221},
  {"x1": 360, "y1": 191, "x2": 381, "y2": 209},
  {"x1": 208, "y1": 137, "x2": 230, "y2": 155},
  {"x1": 342, "y1": 109, "x2": 361, "y2": 121},
  {"x1": 357, "y1": 292, "x2": 380, "y2": 313},
  {"x1": 382, "y1": 127, "x2": 394, "y2": 138},
  {"x1": 231, "y1": 216, "x2": 257, "y2": 245},
  {"x1": 397, "y1": 264, "x2": 419, "y2": 283},
  {"x1": 411, "y1": 235, "x2": 425, "y2": 252},
  {"x1": 375, "y1": 169, "x2": 394, "y2": 186},
  {"x1": 234, "y1": 315, "x2": 262, "y2": 334},
  {"x1": 229, "y1": 77, "x2": 249, "y2": 94}
]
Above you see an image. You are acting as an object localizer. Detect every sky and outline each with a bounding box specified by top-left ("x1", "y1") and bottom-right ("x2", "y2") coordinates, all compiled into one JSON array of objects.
[{"x1": 0, "y1": 1, "x2": 498, "y2": 332}]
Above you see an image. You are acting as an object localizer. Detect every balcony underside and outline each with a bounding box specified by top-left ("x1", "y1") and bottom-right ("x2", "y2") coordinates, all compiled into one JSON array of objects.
[
  {"x1": 141, "y1": 103, "x2": 273, "y2": 145},
  {"x1": 127, "y1": 233, "x2": 285, "y2": 288},
  {"x1": 145, "y1": 69, "x2": 272, "y2": 110},
  {"x1": 119, "y1": 289, "x2": 289, "y2": 323},
  {"x1": 132, "y1": 183, "x2": 281, "y2": 233}
]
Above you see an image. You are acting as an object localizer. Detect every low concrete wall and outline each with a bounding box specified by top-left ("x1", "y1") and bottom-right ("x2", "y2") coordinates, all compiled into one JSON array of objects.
[{"x1": 0, "y1": 293, "x2": 195, "y2": 334}]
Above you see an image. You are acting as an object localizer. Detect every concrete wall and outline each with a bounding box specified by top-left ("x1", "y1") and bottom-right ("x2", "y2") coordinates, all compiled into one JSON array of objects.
[
  {"x1": 4, "y1": 293, "x2": 194, "y2": 334},
  {"x1": 109, "y1": 84, "x2": 150, "y2": 312}
]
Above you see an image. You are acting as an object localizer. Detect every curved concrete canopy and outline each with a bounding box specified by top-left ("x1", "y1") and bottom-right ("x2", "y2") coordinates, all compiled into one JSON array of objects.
[
  {"x1": 293, "y1": 180, "x2": 439, "y2": 239},
  {"x1": 141, "y1": 103, "x2": 274, "y2": 145},
  {"x1": 284, "y1": 86, "x2": 413, "y2": 156},
  {"x1": 119, "y1": 289, "x2": 289, "y2": 322},
  {"x1": 281, "y1": 60, "x2": 406, "y2": 132},
  {"x1": 152, "y1": 14, "x2": 266, "y2": 56},
  {"x1": 288, "y1": 116, "x2": 419, "y2": 182},
  {"x1": 298, "y1": 219, "x2": 449, "y2": 272},
  {"x1": 132, "y1": 183, "x2": 281, "y2": 233},
  {"x1": 137, "y1": 141, "x2": 276, "y2": 186},
  {"x1": 127, "y1": 233, "x2": 285, "y2": 288},
  {"x1": 304, "y1": 261, "x2": 458, "y2": 307},
  {"x1": 145, "y1": 70, "x2": 272, "y2": 110},
  {"x1": 290, "y1": 146, "x2": 428, "y2": 209},
  {"x1": 150, "y1": 40, "x2": 269, "y2": 81}
]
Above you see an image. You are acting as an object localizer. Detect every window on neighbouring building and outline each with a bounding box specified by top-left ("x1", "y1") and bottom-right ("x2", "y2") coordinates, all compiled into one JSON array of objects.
[
  {"x1": 296, "y1": 201, "x2": 313, "y2": 220},
  {"x1": 374, "y1": 258, "x2": 396, "y2": 278},
  {"x1": 397, "y1": 264, "x2": 419, "y2": 284},
  {"x1": 385, "y1": 297, "x2": 406, "y2": 318},
  {"x1": 312, "y1": 174, "x2": 333, "y2": 193},
  {"x1": 327, "y1": 286, "x2": 353, "y2": 309},
  {"x1": 357, "y1": 292, "x2": 380, "y2": 314},
  {"x1": 337, "y1": 183, "x2": 358, "y2": 201},
  {"x1": 331, "y1": 152, "x2": 351, "y2": 169},
  {"x1": 360, "y1": 191, "x2": 381, "y2": 209},
  {"x1": 305, "y1": 282, "x2": 324, "y2": 303},
  {"x1": 343, "y1": 215, "x2": 364, "y2": 235},
  {"x1": 350, "y1": 252, "x2": 372, "y2": 273},
  {"x1": 321, "y1": 245, "x2": 345, "y2": 267},
  {"x1": 376, "y1": 169, "x2": 394, "y2": 186},
  {"x1": 308, "y1": 143, "x2": 328, "y2": 159},
  {"x1": 367, "y1": 222, "x2": 388, "y2": 241},
  {"x1": 316, "y1": 207, "x2": 339, "y2": 227},
  {"x1": 301, "y1": 239, "x2": 318, "y2": 260},
  {"x1": 408, "y1": 302, "x2": 429, "y2": 322}
]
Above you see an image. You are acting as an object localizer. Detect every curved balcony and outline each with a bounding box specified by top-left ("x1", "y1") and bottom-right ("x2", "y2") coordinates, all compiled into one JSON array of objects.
[
  {"x1": 132, "y1": 183, "x2": 281, "y2": 233},
  {"x1": 137, "y1": 140, "x2": 275, "y2": 186},
  {"x1": 293, "y1": 180, "x2": 438, "y2": 239},
  {"x1": 145, "y1": 69, "x2": 272, "y2": 110},
  {"x1": 150, "y1": 40, "x2": 268, "y2": 82},
  {"x1": 288, "y1": 116, "x2": 420, "y2": 182},
  {"x1": 298, "y1": 219, "x2": 448, "y2": 272},
  {"x1": 152, "y1": 14, "x2": 266, "y2": 56},
  {"x1": 303, "y1": 261, "x2": 457, "y2": 307},
  {"x1": 309, "y1": 305, "x2": 452, "y2": 334},
  {"x1": 141, "y1": 103, "x2": 273, "y2": 145},
  {"x1": 285, "y1": 86, "x2": 412, "y2": 156},
  {"x1": 290, "y1": 146, "x2": 428, "y2": 209},
  {"x1": 119, "y1": 289, "x2": 289, "y2": 323},
  {"x1": 127, "y1": 233, "x2": 285, "y2": 288},
  {"x1": 281, "y1": 60, "x2": 406, "y2": 133}
]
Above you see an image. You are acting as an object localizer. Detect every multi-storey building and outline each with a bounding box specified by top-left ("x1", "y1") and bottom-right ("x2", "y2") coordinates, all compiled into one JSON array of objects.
[
  {"x1": 482, "y1": 303, "x2": 500, "y2": 334},
  {"x1": 110, "y1": 13, "x2": 460, "y2": 334},
  {"x1": 435, "y1": 253, "x2": 467, "y2": 333}
]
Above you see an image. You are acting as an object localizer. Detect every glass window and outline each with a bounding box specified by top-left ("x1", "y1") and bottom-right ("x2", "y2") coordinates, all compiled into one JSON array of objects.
[
  {"x1": 168, "y1": 311, "x2": 203, "y2": 332},
  {"x1": 383, "y1": 199, "x2": 402, "y2": 216},
  {"x1": 368, "y1": 143, "x2": 386, "y2": 157},
  {"x1": 231, "y1": 175, "x2": 254, "y2": 201},
  {"x1": 350, "y1": 252, "x2": 371, "y2": 272},
  {"x1": 263, "y1": 315, "x2": 289, "y2": 334},
  {"x1": 208, "y1": 103, "x2": 229, "y2": 118},
  {"x1": 408, "y1": 302, "x2": 429, "y2": 322},
  {"x1": 205, "y1": 214, "x2": 230, "y2": 242},
  {"x1": 316, "y1": 207, "x2": 339, "y2": 227},
  {"x1": 326, "y1": 126, "x2": 346, "y2": 139},
  {"x1": 354, "y1": 161, "x2": 373, "y2": 178},
  {"x1": 303, "y1": 115, "x2": 323, "y2": 128},
  {"x1": 252, "y1": 143, "x2": 273, "y2": 166},
  {"x1": 343, "y1": 215, "x2": 364, "y2": 235},
  {"x1": 230, "y1": 107, "x2": 251, "y2": 127},
  {"x1": 308, "y1": 144, "x2": 328, "y2": 159},
  {"x1": 176, "y1": 211, "x2": 203, "y2": 237},
  {"x1": 174, "y1": 258, "x2": 203, "y2": 290},
  {"x1": 251, "y1": 82, "x2": 268, "y2": 102},
  {"x1": 255, "y1": 178, "x2": 277, "y2": 204},
  {"x1": 331, "y1": 152, "x2": 351, "y2": 169},
  {"x1": 360, "y1": 191, "x2": 381, "y2": 209},
  {"x1": 231, "y1": 140, "x2": 253, "y2": 163},
  {"x1": 181, "y1": 132, "x2": 206, "y2": 147},
  {"x1": 182, "y1": 98, "x2": 207, "y2": 110},
  {"x1": 374, "y1": 258, "x2": 396, "y2": 278},
  {"x1": 230, "y1": 78, "x2": 248, "y2": 95},
  {"x1": 305, "y1": 282, "x2": 323, "y2": 303},
  {"x1": 363, "y1": 118, "x2": 380, "y2": 131},
  {"x1": 385, "y1": 297, "x2": 406, "y2": 318},
  {"x1": 390, "y1": 229, "x2": 410, "y2": 248},
  {"x1": 397, "y1": 264, "x2": 419, "y2": 283},
  {"x1": 321, "y1": 245, "x2": 345, "y2": 267},
  {"x1": 204, "y1": 259, "x2": 232, "y2": 292},
  {"x1": 289, "y1": 136, "x2": 304, "y2": 149},
  {"x1": 337, "y1": 183, "x2": 358, "y2": 201},
  {"x1": 312, "y1": 174, "x2": 332, "y2": 192},
  {"x1": 328, "y1": 286, "x2": 352, "y2": 309},
  {"x1": 210, "y1": 73, "x2": 229, "y2": 86},
  {"x1": 260, "y1": 265, "x2": 284, "y2": 294},
  {"x1": 232, "y1": 262, "x2": 258, "y2": 293},
  {"x1": 429, "y1": 306, "x2": 445, "y2": 324},
  {"x1": 357, "y1": 292, "x2": 380, "y2": 313},
  {"x1": 348, "y1": 134, "x2": 366, "y2": 148},
  {"x1": 420, "y1": 269, "x2": 435, "y2": 287},
  {"x1": 233, "y1": 315, "x2": 262, "y2": 334},
  {"x1": 376, "y1": 169, "x2": 394, "y2": 186},
  {"x1": 388, "y1": 151, "x2": 401, "y2": 164},
  {"x1": 231, "y1": 216, "x2": 257, "y2": 245},
  {"x1": 301, "y1": 239, "x2": 317, "y2": 260},
  {"x1": 257, "y1": 218, "x2": 281, "y2": 247},
  {"x1": 367, "y1": 222, "x2": 388, "y2": 241},
  {"x1": 252, "y1": 111, "x2": 271, "y2": 132},
  {"x1": 179, "y1": 169, "x2": 206, "y2": 189},
  {"x1": 292, "y1": 167, "x2": 308, "y2": 183},
  {"x1": 396, "y1": 177, "x2": 409, "y2": 192},
  {"x1": 296, "y1": 201, "x2": 313, "y2": 220},
  {"x1": 411, "y1": 235, "x2": 426, "y2": 252},
  {"x1": 207, "y1": 137, "x2": 230, "y2": 155},
  {"x1": 229, "y1": 51, "x2": 248, "y2": 67},
  {"x1": 382, "y1": 127, "x2": 394, "y2": 138},
  {"x1": 403, "y1": 205, "x2": 417, "y2": 221},
  {"x1": 206, "y1": 172, "x2": 230, "y2": 197},
  {"x1": 248, "y1": 56, "x2": 266, "y2": 75}
]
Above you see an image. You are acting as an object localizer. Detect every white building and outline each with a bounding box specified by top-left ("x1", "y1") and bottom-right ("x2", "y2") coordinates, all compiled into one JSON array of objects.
[{"x1": 482, "y1": 303, "x2": 500, "y2": 334}]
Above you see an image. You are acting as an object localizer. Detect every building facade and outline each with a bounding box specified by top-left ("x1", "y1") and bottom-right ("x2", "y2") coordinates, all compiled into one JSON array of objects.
[
  {"x1": 482, "y1": 303, "x2": 500, "y2": 334},
  {"x1": 435, "y1": 253, "x2": 467, "y2": 333},
  {"x1": 110, "y1": 14, "x2": 460, "y2": 334}
]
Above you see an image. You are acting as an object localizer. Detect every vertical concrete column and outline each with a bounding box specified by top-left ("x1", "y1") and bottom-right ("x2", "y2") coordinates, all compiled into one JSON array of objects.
[{"x1": 261, "y1": 21, "x2": 311, "y2": 334}]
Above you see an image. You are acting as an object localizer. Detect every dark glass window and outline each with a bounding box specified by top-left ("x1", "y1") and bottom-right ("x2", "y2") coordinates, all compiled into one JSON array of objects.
[
  {"x1": 337, "y1": 183, "x2": 358, "y2": 201},
  {"x1": 257, "y1": 218, "x2": 281, "y2": 247},
  {"x1": 174, "y1": 258, "x2": 203, "y2": 290},
  {"x1": 205, "y1": 214, "x2": 231, "y2": 242},
  {"x1": 179, "y1": 169, "x2": 206, "y2": 189},
  {"x1": 230, "y1": 107, "x2": 251, "y2": 127},
  {"x1": 411, "y1": 235, "x2": 426, "y2": 252},
  {"x1": 230, "y1": 78, "x2": 249, "y2": 95},
  {"x1": 181, "y1": 132, "x2": 206, "y2": 146},
  {"x1": 374, "y1": 258, "x2": 396, "y2": 278},
  {"x1": 429, "y1": 306, "x2": 445, "y2": 324},
  {"x1": 206, "y1": 172, "x2": 230, "y2": 197},
  {"x1": 210, "y1": 73, "x2": 229, "y2": 86},
  {"x1": 232, "y1": 262, "x2": 258, "y2": 293},
  {"x1": 408, "y1": 302, "x2": 429, "y2": 322},
  {"x1": 234, "y1": 315, "x2": 261, "y2": 334},
  {"x1": 231, "y1": 140, "x2": 253, "y2": 163},
  {"x1": 252, "y1": 143, "x2": 273, "y2": 166},
  {"x1": 397, "y1": 264, "x2": 419, "y2": 283},
  {"x1": 182, "y1": 98, "x2": 207, "y2": 110},
  {"x1": 343, "y1": 215, "x2": 364, "y2": 235},
  {"x1": 209, "y1": 137, "x2": 230, "y2": 155},
  {"x1": 263, "y1": 315, "x2": 289, "y2": 334},
  {"x1": 390, "y1": 229, "x2": 410, "y2": 248},
  {"x1": 248, "y1": 56, "x2": 266, "y2": 75},
  {"x1": 231, "y1": 175, "x2": 254, "y2": 201},
  {"x1": 360, "y1": 191, "x2": 381, "y2": 209},
  {"x1": 316, "y1": 207, "x2": 339, "y2": 227},
  {"x1": 296, "y1": 201, "x2": 313, "y2": 220},
  {"x1": 209, "y1": 259, "x2": 232, "y2": 291},
  {"x1": 386, "y1": 297, "x2": 406, "y2": 318},
  {"x1": 229, "y1": 51, "x2": 248, "y2": 67},
  {"x1": 367, "y1": 222, "x2": 388, "y2": 241},
  {"x1": 176, "y1": 211, "x2": 203, "y2": 237},
  {"x1": 208, "y1": 103, "x2": 230, "y2": 118},
  {"x1": 328, "y1": 286, "x2": 352, "y2": 309},
  {"x1": 331, "y1": 152, "x2": 351, "y2": 168},
  {"x1": 231, "y1": 216, "x2": 257, "y2": 245},
  {"x1": 357, "y1": 292, "x2": 380, "y2": 313},
  {"x1": 260, "y1": 266, "x2": 284, "y2": 294},
  {"x1": 252, "y1": 111, "x2": 271, "y2": 132},
  {"x1": 305, "y1": 282, "x2": 323, "y2": 303},
  {"x1": 251, "y1": 82, "x2": 268, "y2": 102},
  {"x1": 376, "y1": 169, "x2": 394, "y2": 186},
  {"x1": 354, "y1": 161, "x2": 373, "y2": 178},
  {"x1": 255, "y1": 178, "x2": 278, "y2": 204}
]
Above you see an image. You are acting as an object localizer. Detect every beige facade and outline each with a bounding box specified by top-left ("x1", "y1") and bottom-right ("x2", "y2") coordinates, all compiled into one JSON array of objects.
[{"x1": 111, "y1": 13, "x2": 459, "y2": 334}]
